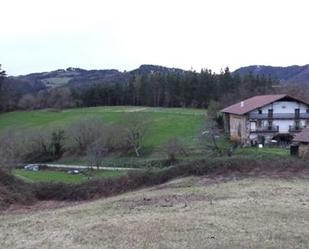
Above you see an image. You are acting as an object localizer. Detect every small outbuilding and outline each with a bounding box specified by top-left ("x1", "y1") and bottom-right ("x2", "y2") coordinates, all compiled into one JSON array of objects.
[{"x1": 292, "y1": 128, "x2": 309, "y2": 158}]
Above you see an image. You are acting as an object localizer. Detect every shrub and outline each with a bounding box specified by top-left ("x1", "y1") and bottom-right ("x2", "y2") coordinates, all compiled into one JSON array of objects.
[
  {"x1": 0, "y1": 169, "x2": 36, "y2": 211},
  {"x1": 33, "y1": 157, "x2": 309, "y2": 202}
]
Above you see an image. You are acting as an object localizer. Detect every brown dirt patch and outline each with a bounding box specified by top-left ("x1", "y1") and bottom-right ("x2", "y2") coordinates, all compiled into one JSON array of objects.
[{"x1": 0, "y1": 200, "x2": 84, "y2": 216}]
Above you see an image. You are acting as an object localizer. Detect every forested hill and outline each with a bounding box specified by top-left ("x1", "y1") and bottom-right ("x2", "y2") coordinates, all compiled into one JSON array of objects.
[
  {"x1": 234, "y1": 65, "x2": 309, "y2": 86},
  {"x1": 0, "y1": 63, "x2": 293, "y2": 112},
  {"x1": 12, "y1": 65, "x2": 186, "y2": 89}
]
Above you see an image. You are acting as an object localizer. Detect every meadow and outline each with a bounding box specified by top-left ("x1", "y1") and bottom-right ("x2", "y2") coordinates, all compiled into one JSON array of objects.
[
  {"x1": 1, "y1": 176, "x2": 309, "y2": 249},
  {"x1": 0, "y1": 106, "x2": 206, "y2": 149},
  {"x1": 13, "y1": 169, "x2": 126, "y2": 184},
  {"x1": 0, "y1": 106, "x2": 292, "y2": 184}
]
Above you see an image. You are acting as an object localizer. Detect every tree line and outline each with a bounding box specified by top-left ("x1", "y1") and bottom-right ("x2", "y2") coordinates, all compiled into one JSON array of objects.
[
  {"x1": 75, "y1": 68, "x2": 276, "y2": 109},
  {"x1": 0, "y1": 65, "x2": 279, "y2": 112}
]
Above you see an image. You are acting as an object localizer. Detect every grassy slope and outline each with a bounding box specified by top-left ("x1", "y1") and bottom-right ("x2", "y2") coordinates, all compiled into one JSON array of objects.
[
  {"x1": 0, "y1": 106, "x2": 291, "y2": 167},
  {"x1": 235, "y1": 147, "x2": 290, "y2": 158},
  {"x1": 14, "y1": 169, "x2": 126, "y2": 184},
  {"x1": 1, "y1": 177, "x2": 309, "y2": 249},
  {"x1": 0, "y1": 106, "x2": 205, "y2": 149}
]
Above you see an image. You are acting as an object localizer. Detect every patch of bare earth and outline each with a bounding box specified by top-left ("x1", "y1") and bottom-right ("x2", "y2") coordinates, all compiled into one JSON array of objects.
[
  {"x1": 0, "y1": 200, "x2": 83, "y2": 215},
  {"x1": 1, "y1": 176, "x2": 309, "y2": 249}
]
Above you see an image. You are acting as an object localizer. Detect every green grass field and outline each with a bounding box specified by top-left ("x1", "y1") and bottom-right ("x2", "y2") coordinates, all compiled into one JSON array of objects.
[
  {"x1": 14, "y1": 169, "x2": 126, "y2": 184},
  {"x1": 235, "y1": 147, "x2": 290, "y2": 158},
  {"x1": 0, "y1": 106, "x2": 206, "y2": 149},
  {"x1": 0, "y1": 106, "x2": 291, "y2": 172}
]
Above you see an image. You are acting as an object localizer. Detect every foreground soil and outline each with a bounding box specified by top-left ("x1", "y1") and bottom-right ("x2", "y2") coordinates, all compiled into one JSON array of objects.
[{"x1": 1, "y1": 176, "x2": 309, "y2": 249}]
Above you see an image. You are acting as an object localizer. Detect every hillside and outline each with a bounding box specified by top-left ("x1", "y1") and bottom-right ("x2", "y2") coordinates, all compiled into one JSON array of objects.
[
  {"x1": 7, "y1": 64, "x2": 309, "y2": 96},
  {"x1": 12, "y1": 65, "x2": 186, "y2": 89},
  {"x1": 234, "y1": 64, "x2": 309, "y2": 86},
  {"x1": 0, "y1": 106, "x2": 204, "y2": 148},
  {"x1": 1, "y1": 176, "x2": 309, "y2": 248},
  {"x1": 0, "y1": 169, "x2": 35, "y2": 211},
  {"x1": 0, "y1": 106, "x2": 206, "y2": 167}
]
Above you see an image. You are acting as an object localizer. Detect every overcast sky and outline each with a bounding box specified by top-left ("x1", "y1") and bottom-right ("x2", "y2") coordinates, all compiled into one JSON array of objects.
[{"x1": 1, "y1": 0, "x2": 309, "y2": 75}]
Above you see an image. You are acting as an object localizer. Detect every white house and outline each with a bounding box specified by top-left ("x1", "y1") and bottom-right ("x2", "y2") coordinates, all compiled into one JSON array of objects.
[{"x1": 221, "y1": 94, "x2": 309, "y2": 145}]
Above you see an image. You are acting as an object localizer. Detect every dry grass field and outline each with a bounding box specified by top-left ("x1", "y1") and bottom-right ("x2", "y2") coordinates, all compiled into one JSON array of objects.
[{"x1": 1, "y1": 176, "x2": 309, "y2": 249}]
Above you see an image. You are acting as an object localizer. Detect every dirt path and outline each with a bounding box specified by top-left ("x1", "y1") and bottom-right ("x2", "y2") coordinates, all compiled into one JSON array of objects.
[{"x1": 28, "y1": 163, "x2": 139, "y2": 171}]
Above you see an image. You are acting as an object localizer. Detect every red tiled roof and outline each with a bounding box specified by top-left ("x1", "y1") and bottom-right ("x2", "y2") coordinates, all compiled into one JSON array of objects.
[
  {"x1": 293, "y1": 128, "x2": 309, "y2": 143},
  {"x1": 221, "y1": 94, "x2": 292, "y2": 115}
]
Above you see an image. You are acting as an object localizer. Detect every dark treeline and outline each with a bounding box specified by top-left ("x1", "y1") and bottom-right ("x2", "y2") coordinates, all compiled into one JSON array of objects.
[
  {"x1": 0, "y1": 66, "x2": 279, "y2": 111},
  {"x1": 74, "y1": 68, "x2": 276, "y2": 109}
]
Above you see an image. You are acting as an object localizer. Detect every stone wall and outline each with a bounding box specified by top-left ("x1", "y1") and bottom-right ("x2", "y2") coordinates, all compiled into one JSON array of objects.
[
  {"x1": 298, "y1": 143, "x2": 309, "y2": 158},
  {"x1": 229, "y1": 114, "x2": 248, "y2": 143}
]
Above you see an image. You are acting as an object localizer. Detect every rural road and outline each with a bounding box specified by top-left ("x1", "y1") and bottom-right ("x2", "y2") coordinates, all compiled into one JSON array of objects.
[{"x1": 30, "y1": 163, "x2": 140, "y2": 171}]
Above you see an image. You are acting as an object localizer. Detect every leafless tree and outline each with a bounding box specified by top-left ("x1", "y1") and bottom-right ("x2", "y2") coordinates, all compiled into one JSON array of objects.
[
  {"x1": 162, "y1": 138, "x2": 188, "y2": 163},
  {"x1": 122, "y1": 113, "x2": 150, "y2": 157},
  {"x1": 17, "y1": 94, "x2": 37, "y2": 110},
  {"x1": 46, "y1": 87, "x2": 76, "y2": 109},
  {"x1": 0, "y1": 129, "x2": 26, "y2": 169},
  {"x1": 68, "y1": 118, "x2": 106, "y2": 154},
  {"x1": 199, "y1": 119, "x2": 236, "y2": 157},
  {"x1": 86, "y1": 139, "x2": 107, "y2": 170}
]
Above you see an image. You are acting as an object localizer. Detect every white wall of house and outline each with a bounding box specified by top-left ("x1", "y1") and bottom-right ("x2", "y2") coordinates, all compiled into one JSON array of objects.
[
  {"x1": 273, "y1": 120, "x2": 294, "y2": 133},
  {"x1": 250, "y1": 101, "x2": 308, "y2": 114},
  {"x1": 248, "y1": 100, "x2": 309, "y2": 135}
]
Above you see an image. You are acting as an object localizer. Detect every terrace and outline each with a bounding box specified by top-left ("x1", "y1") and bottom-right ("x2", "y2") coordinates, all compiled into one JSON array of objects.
[
  {"x1": 249, "y1": 113, "x2": 309, "y2": 119},
  {"x1": 250, "y1": 126, "x2": 279, "y2": 133}
]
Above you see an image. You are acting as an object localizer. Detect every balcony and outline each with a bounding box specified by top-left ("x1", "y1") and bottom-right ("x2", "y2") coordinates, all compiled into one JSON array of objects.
[
  {"x1": 250, "y1": 126, "x2": 279, "y2": 133},
  {"x1": 249, "y1": 113, "x2": 309, "y2": 119},
  {"x1": 289, "y1": 125, "x2": 306, "y2": 132}
]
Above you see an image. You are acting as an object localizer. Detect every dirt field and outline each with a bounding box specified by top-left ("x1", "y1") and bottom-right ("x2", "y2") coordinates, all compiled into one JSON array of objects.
[{"x1": 1, "y1": 176, "x2": 309, "y2": 249}]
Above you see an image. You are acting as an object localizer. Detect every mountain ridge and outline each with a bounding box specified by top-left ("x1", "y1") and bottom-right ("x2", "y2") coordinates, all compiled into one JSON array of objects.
[
  {"x1": 10, "y1": 64, "x2": 309, "y2": 91},
  {"x1": 233, "y1": 64, "x2": 309, "y2": 85},
  {"x1": 12, "y1": 64, "x2": 186, "y2": 89}
]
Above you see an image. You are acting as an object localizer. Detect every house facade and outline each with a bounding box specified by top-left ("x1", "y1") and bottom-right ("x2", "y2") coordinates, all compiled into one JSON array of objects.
[{"x1": 221, "y1": 94, "x2": 309, "y2": 145}]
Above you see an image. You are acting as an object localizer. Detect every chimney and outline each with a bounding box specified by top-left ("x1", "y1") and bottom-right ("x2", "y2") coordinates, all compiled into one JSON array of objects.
[{"x1": 240, "y1": 101, "x2": 244, "y2": 108}]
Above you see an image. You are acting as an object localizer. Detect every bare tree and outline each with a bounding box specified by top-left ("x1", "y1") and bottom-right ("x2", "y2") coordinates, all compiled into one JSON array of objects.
[
  {"x1": 17, "y1": 94, "x2": 37, "y2": 110},
  {"x1": 0, "y1": 129, "x2": 26, "y2": 170},
  {"x1": 46, "y1": 87, "x2": 76, "y2": 109},
  {"x1": 87, "y1": 139, "x2": 107, "y2": 170},
  {"x1": 68, "y1": 118, "x2": 105, "y2": 154},
  {"x1": 199, "y1": 119, "x2": 237, "y2": 157},
  {"x1": 122, "y1": 113, "x2": 150, "y2": 157},
  {"x1": 162, "y1": 138, "x2": 188, "y2": 163}
]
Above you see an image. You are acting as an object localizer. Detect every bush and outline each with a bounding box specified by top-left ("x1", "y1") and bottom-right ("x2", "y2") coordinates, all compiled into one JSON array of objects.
[
  {"x1": 0, "y1": 169, "x2": 36, "y2": 211},
  {"x1": 2, "y1": 157, "x2": 309, "y2": 211},
  {"x1": 33, "y1": 157, "x2": 309, "y2": 202}
]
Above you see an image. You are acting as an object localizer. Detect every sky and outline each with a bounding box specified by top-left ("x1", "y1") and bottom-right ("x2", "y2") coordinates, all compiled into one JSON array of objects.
[{"x1": 1, "y1": 0, "x2": 309, "y2": 76}]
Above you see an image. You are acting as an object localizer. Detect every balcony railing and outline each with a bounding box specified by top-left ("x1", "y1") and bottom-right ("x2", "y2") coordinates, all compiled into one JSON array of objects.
[
  {"x1": 249, "y1": 113, "x2": 309, "y2": 119},
  {"x1": 289, "y1": 125, "x2": 306, "y2": 132},
  {"x1": 250, "y1": 126, "x2": 279, "y2": 133}
]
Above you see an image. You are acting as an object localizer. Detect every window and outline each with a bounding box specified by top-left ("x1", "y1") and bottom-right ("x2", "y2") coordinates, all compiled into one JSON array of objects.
[
  {"x1": 257, "y1": 120, "x2": 262, "y2": 128},
  {"x1": 268, "y1": 109, "x2": 273, "y2": 118},
  {"x1": 295, "y1": 120, "x2": 300, "y2": 130},
  {"x1": 250, "y1": 122, "x2": 257, "y2": 131},
  {"x1": 295, "y1": 108, "x2": 300, "y2": 118},
  {"x1": 258, "y1": 109, "x2": 262, "y2": 114},
  {"x1": 237, "y1": 124, "x2": 242, "y2": 137},
  {"x1": 307, "y1": 109, "x2": 309, "y2": 114},
  {"x1": 268, "y1": 120, "x2": 273, "y2": 130}
]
